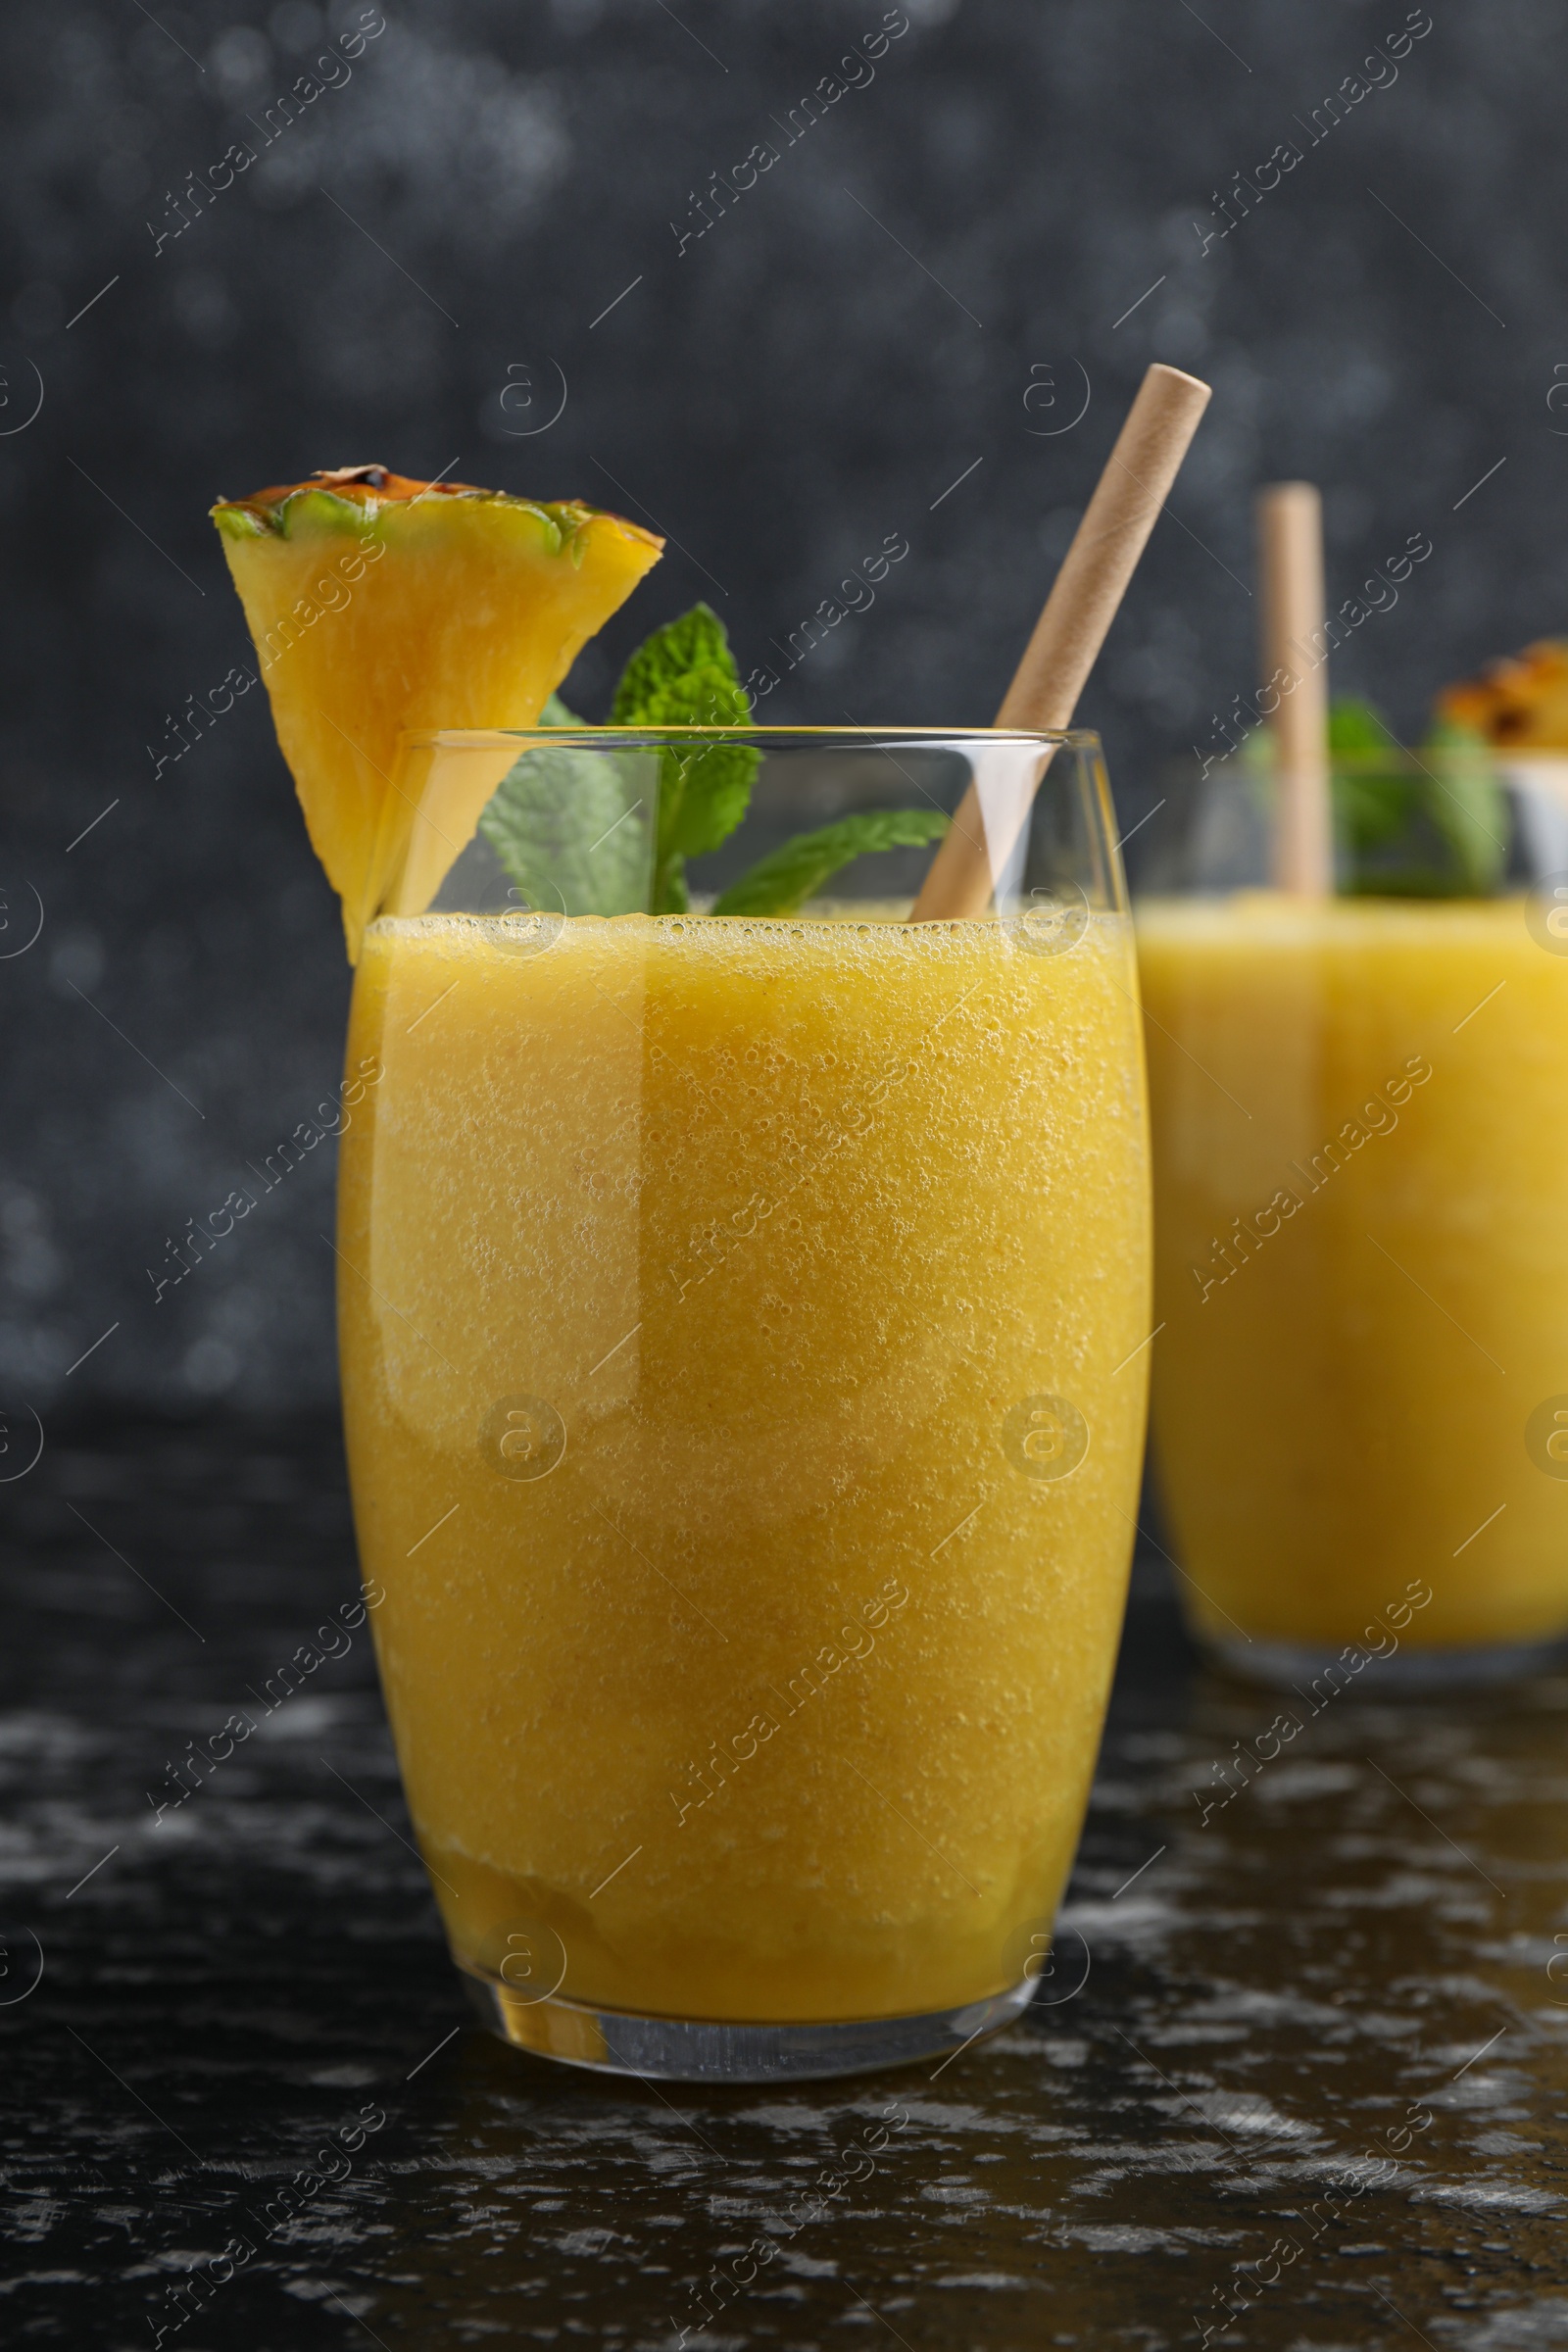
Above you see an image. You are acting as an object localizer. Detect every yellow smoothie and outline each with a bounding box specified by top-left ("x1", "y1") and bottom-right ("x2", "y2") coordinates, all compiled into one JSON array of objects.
[
  {"x1": 1137, "y1": 893, "x2": 1568, "y2": 1653},
  {"x1": 338, "y1": 906, "x2": 1151, "y2": 2024}
]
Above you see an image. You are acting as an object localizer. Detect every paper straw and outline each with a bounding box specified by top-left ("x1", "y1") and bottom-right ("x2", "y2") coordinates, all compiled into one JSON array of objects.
[{"x1": 909, "y1": 363, "x2": 1212, "y2": 922}]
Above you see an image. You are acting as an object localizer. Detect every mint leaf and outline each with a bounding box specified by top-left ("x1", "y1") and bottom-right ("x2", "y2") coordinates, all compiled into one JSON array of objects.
[
  {"x1": 1328, "y1": 696, "x2": 1396, "y2": 759},
  {"x1": 712, "y1": 810, "x2": 950, "y2": 916},
  {"x1": 1331, "y1": 698, "x2": 1413, "y2": 858},
  {"x1": 1420, "y1": 717, "x2": 1507, "y2": 896},
  {"x1": 478, "y1": 709, "x2": 652, "y2": 917},
  {"x1": 476, "y1": 612, "x2": 758, "y2": 919},
  {"x1": 611, "y1": 605, "x2": 744, "y2": 728},
  {"x1": 1327, "y1": 697, "x2": 1507, "y2": 898},
  {"x1": 610, "y1": 604, "x2": 758, "y2": 912}
]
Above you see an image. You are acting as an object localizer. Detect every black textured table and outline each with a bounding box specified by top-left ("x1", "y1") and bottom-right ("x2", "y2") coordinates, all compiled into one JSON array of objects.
[{"x1": 3, "y1": 1418, "x2": 1565, "y2": 2348}]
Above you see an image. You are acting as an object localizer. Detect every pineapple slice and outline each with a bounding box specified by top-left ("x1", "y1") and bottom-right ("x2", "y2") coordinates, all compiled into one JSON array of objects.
[
  {"x1": 212, "y1": 466, "x2": 662, "y2": 958},
  {"x1": 1437, "y1": 639, "x2": 1568, "y2": 749}
]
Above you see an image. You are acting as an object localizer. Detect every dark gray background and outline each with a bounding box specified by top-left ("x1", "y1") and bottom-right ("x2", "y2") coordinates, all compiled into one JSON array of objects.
[{"x1": 0, "y1": 0, "x2": 1557, "y2": 1415}]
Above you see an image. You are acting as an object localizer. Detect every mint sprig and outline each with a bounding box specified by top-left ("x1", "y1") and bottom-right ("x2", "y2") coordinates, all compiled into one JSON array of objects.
[
  {"x1": 480, "y1": 604, "x2": 943, "y2": 918},
  {"x1": 477, "y1": 694, "x2": 651, "y2": 916},
  {"x1": 610, "y1": 604, "x2": 748, "y2": 731},
  {"x1": 610, "y1": 606, "x2": 759, "y2": 913},
  {"x1": 1330, "y1": 696, "x2": 1506, "y2": 899}
]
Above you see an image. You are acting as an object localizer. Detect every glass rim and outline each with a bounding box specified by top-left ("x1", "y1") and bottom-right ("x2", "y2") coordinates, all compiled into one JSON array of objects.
[{"x1": 401, "y1": 724, "x2": 1104, "y2": 751}]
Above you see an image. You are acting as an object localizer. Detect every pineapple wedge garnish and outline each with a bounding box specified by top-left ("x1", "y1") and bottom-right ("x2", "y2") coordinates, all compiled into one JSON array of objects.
[
  {"x1": 1437, "y1": 638, "x2": 1568, "y2": 750},
  {"x1": 213, "y1": 465, "x2": 662, "y2": 958}
]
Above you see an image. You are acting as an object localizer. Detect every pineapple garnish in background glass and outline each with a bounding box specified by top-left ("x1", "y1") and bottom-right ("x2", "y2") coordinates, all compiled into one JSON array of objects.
[
  {"x1": 1437, "y1": 636, "x2": 1568, "y2": 876},
  {"x1": 1439, "y1": 636, "x2": 1568, "y2": 747}
]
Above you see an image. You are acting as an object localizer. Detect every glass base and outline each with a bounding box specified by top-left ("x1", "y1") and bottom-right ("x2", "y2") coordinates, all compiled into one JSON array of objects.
[
  {"x1": 1200, "y1": 1629, "x2": 1568, "y2": 1692},
  {"x1": 458, "y1": 1960, "x2": 1038, "y2": 2082}
]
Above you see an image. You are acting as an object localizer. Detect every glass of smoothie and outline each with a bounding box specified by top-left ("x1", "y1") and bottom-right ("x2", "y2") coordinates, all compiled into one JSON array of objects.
[
  {"x1": 336, "y1": 724, "x2": 1152, "y2": 2080},
  {"x1": 1133, "y1": 729, "x2": 1568, "y2": 1686}
]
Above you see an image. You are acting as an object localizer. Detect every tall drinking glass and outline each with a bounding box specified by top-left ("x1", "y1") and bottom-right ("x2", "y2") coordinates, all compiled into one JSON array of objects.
[
  {"x1": 337, "y1": 727, "x2": 1151, "y2": 2080},
  {"x1": 1133, "y1": 748, "x2": 1568, "y2": 1687}
]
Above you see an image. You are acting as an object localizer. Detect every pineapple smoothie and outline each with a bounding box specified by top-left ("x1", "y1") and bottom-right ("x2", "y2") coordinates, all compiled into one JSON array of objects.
[
  {"x1": 1138, "y1": 893, "x2": 1568, "y2": 1655},
  {"x1": 338, "y1": 906, "x2": 1151, "y2": 2025},
  {"x1": 211, "y1": 459, "x2": 1157, "y2": 2057}
]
